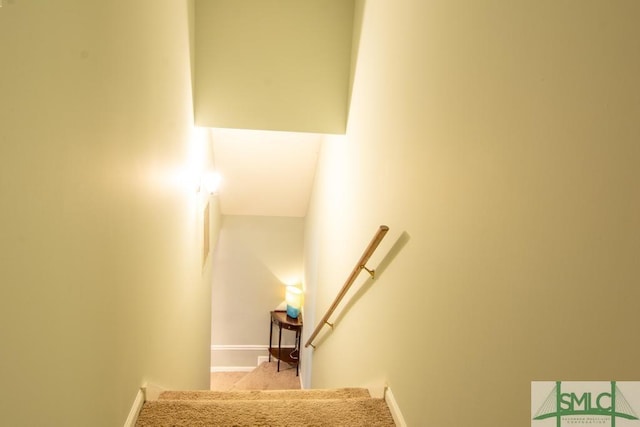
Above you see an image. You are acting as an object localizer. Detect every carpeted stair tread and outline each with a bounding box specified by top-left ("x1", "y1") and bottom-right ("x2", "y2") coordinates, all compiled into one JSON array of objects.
[
  {"x1": 229, "y1": 361, "x2": 300, "y2": 390},
  {"x1": 159, "y1": 387, "x2": 371, "y2": 401},
  {"x1": 136, "y1": 397, "x2": 395, "y2": 426}
]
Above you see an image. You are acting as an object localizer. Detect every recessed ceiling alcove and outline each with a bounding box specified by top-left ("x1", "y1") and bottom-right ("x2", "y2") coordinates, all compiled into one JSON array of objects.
[{"x1": 194, "y1": 0, "x2": 355, "y2": 134}]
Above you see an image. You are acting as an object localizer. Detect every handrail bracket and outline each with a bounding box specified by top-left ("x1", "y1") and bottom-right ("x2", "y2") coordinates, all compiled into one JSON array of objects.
[{"x1": 361, "y1": 265, "x2": 376, "y2": 279}]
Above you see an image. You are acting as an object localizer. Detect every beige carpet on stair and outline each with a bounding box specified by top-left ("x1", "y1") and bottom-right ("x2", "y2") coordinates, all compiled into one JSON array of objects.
[
  {"x1": 229, "y1": 361, "x2": 301, "y2": 390},
  {"x1": 159, "y1": 388, "x2": 371, "y2": 401},
  {"x1": 210, "y1": 371, "x2": 248, "y2": 391},
  {"x1": 136, "y1": 397, "x2": 395, "y2": 426},
  {"x1": 136, "y1": 363, "x2": 396, "y2": 426}
]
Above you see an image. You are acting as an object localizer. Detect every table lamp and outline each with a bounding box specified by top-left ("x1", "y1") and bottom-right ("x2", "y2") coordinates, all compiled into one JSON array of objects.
[{"x1": 285, "y1": 286, "x2": 302, "y2": 319}]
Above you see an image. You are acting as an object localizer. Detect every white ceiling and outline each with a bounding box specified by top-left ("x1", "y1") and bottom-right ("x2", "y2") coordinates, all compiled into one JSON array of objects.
[{"x1": 211, "y1": 128, "x2": 324, "y2": 217}]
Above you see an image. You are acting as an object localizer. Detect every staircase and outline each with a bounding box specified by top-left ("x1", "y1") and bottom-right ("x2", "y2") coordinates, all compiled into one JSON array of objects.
[
  {"x1": 135, "y1": 374, "x2": 396, "y2": 426},
  {"x1": 136, "y1": 388, "x2": 395, "y2": 426}
]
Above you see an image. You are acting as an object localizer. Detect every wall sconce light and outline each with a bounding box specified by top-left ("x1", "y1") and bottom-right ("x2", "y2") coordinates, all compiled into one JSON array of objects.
[
  {"x1": 199, "y1": 171, "x2": 222, "y2": 195},
  {"x1": 285, "y1": 286, "x2": 303, "y2": 319}
]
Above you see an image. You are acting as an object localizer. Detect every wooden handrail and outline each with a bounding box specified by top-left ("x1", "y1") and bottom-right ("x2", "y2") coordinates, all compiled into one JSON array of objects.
[{"x1": 305, "y1": 225, "x2": 389, "y2": 348}]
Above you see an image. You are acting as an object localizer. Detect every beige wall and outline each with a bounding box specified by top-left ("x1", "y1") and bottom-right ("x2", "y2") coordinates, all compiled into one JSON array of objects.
[
  {"x1": 211, "y1": 216, "x2": 304, "y2": 368},
  {"x1": 304, "y1": 1, "x2": 640, "y2": 425},
  {"x1": 0, "y1": 1, "x2": 220, "y2": 425},
  {"x1": 194, "y1": 0, "x2": 354, "y2": 133}
]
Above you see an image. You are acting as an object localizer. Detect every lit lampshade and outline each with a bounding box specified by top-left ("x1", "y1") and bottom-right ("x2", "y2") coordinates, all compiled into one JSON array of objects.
[{"x1": 285, "y1": 286, "x2": 303, "y2": 319}]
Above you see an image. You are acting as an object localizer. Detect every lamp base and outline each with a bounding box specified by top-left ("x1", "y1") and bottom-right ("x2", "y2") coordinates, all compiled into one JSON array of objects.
[{"x1": 286, "y1": 304, "x2": 300, "y2": 319}]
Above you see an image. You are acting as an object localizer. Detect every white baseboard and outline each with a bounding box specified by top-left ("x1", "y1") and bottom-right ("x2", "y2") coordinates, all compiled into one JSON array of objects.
[
  {"x1": 384, "y1": 387, "x2": 407, "y2": 427},
  {"x1": 211, "y1": 344, "x2": 268, "y2": 370},
  {"x1": 123, "y1": 388, "x2": 145, "y2": 427},
  {"x1": 211, "y1": 344, "x2": 297, "y2": 371},
  {"x1": 367, "y1": 385, "x2": 386, "y2": 399},
  {"x1": 210, "y1": 345, "x2": 296, "y2": 352},
  {"x1": 211, "y1": 345, "x2": 269, "y2": 351},
  {"x1": 142, "y1": 383, "x2": 165, "y2": 401}
]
